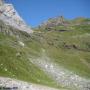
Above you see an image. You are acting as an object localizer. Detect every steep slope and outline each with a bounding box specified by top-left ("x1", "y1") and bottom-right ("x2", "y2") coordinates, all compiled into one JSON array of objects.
[
  {"x1": 0, "y1": 15, "x2": 90, "y2": 90},
  {"x1": 0, "y1": 1, "x2": 90, "y2": 89},
  {"x1": 0, "y1": 0, "x2": 32, "y2": 33},
  {"x1": 33, "y1": 17, "x2": 90, "y2": 90},
  {"x1": 35, "y1": 17, "x2": 90, "y2": 78},
  {"x1": 0, "y1": 20, "x2": 62, "y2": 89}
]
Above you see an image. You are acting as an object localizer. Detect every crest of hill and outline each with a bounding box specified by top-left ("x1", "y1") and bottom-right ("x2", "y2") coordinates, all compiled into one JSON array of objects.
[{"x1": 39, "y1": 16, "x2": 90, "y2": 29}]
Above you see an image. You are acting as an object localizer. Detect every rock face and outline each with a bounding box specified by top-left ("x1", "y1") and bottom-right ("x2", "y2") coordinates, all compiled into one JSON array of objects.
[
  {"x1": 0, "y1": 0, "x2": 4, "y2": 5},
  {"x1": 0, "y1": 0, "x2": 33, "y2": 33},
  {"x1": 40, "y1": 16, "x2": 70, "y2": 29},
  {"x1": 40, "y1": 16, "x2": 90, "y2": 29}
]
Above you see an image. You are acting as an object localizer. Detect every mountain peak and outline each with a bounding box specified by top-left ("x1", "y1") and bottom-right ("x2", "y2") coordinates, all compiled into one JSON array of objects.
[{"x1": 0, "y1": 0, "x2": 33, "y2": 33}]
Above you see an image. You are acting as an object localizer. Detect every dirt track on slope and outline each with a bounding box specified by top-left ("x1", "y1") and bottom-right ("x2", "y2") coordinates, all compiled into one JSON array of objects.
[
  {"x1": 29, "y1": 51, "x2": 90, "y2": 90},
  {"x1": 0, "y1": 77, "x2": 61, "y2": 90}
]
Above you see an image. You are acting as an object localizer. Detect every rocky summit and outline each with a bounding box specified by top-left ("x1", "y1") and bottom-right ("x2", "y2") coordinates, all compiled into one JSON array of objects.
[{"x1": 0, "y1": 0, "x2": 32, "y2": 33}]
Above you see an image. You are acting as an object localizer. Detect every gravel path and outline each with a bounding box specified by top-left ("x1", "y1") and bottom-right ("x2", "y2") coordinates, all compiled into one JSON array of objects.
[
  {"x1": 0, "y1": 77, "x2": 60, "y2": 90},
  {"x1": 29, "y1": 51, "x2": 90, "y2": 90}
]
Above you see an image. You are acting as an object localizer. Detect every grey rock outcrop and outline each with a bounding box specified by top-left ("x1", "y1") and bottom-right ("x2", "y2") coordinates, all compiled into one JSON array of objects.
[{"x1": 0, "y1": 0, "x2": 33, "y2": 33}]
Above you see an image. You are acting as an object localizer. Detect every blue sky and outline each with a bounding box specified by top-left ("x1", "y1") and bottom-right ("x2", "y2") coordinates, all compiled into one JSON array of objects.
[{"x1": 6, "y1": 0, "x2": 90, "y2": 27}]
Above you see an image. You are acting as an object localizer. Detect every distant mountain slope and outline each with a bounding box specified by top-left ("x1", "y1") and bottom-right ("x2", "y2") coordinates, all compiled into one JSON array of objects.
[
  {"x1": 32, "y1": 16, "x2": 90, "y2": 90},
  {"x1": 35, "y1": 17, "x2": 90, "y2": 79},
  {"x1": 39, "y1": 16, "x2": 90, "y2": 29}
]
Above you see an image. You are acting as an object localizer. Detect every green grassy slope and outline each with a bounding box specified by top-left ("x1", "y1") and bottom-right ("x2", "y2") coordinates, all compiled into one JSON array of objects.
[
  {"x1": 34, "y1": 18, "x2": 90, "y2": 78},
  {"x1": 0, "y1": 17, "x2": 90, "y2": 89},
  {"x1": 0, "y1": 20, "x2": 60, "y2": 88}
]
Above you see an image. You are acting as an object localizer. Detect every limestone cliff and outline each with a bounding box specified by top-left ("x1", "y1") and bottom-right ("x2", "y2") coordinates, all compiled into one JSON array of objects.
[{"x1": 0, "y1": 0, "x2": 32, "y2": 33}]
